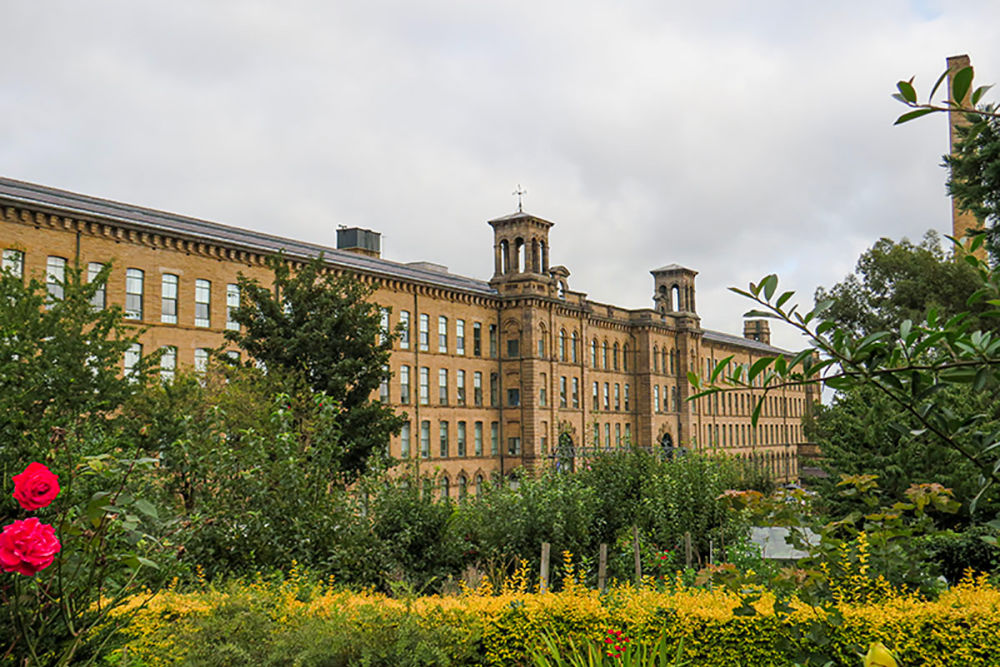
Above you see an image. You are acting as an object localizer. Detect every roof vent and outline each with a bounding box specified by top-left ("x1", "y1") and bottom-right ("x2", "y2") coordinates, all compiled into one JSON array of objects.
[{"x1": 336, "y1": 226, "x2": 381, "y2": 258}]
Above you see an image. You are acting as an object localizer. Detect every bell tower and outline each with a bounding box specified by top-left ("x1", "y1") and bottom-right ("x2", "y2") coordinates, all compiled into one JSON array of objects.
[
  {"x1": 488, "y1": 211, "x2": 555, "y2": 294},
  {"x1": 651, "y1": 264, "x2": 698, "y2": 316}
]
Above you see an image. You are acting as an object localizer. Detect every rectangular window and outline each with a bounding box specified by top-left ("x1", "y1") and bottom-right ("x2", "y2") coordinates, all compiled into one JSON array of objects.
[
  {"x1": 614, "y1": 384, "x2": 621, "y2": 411},
  {"x1": 490, "y1": 422, "x2": 499, "y2": 456},
  {"x1": 572, "y1": 377, "x2": 580, "y2": 409},
  {"x1": 624, "y1": 384, "x2": 631, "y2": 411},
  {"x1": 419, "y1": 314, "x2": 430, "y2": 351},
  {"x1": 506, "y1": 337, "x2": 520, "y2": 358},
  {"x1": 540, "y1": 373, "x2": 548, "y2": 407},
  {"x1": 457, "y1": 421, "x2": 467, "y2": 457},
  {"x1": 45, "y1": 256, "x2": 67, "y2": 303},
  {"x1": 2, "y1": 249, "x2": 24, "y2": 278},
  {"x1": 400, "y1": 365, "x2": 411, "y2": 404},
  {"x1": 605, "y1": 423, "x2": 611, "y2": 447},
  {"x1": 439, "y1": 368, "x2": 448, "y2": 405},
  {"x1": 615, "y1": 423, "x2": 622, "y2": 447},
  {"x1": 489, "y1": 324, "x2": 497, "y2": 358},
  {"x1": 419, "y1": 367, "x2": 430, "y2": 405},
  {"x1": 161, "y1": 274, "x2": 178, "y2": 324},
  {"x1": 399, "y1": 310, "x2": 411, "y2": 349},
  {"x1": 226, "y1": 284, "x2": 240, "y2": 331},
  {"x1": 457, "y1": 369, "x2": 466, "y2": 405},
  {"x1": 507, "y1": 388, "x2": 520, "y2": 407},
  {"x1": 508, "y1": 437, "x2": 521, "y2": 456},
  {"x1": 490, "y1": 372, "x2": 498, "y2": 407},
  {"x1": 474, "y1": 421, "x2": 484, "y2": 457},
  {"x1": 603, "y1": 383, "x2": 610, "y2": 410},
  {"x1": 654, "y1": 386, "x2": 661, "y2": 413},
  {"x1": 473, "y1": 322, "x2": 482, "y2": 356},
  {"x1": 160, "y1": 346, "x2": 177, "y2": 383},
  {"x1": 380, "y1": 365, "x2": 390, "y2": 402},
  {"x1": 592, "y1": 382, "x2": 599, "y2": 410},
  {"x1": 456, "y1": 319, "x2": 465, "y2": 355},
  {"x1": 420, "y1": 421, "x2": 431, "y2": 458},
  {"x1": 87, "y1": 262, "x2": 106, "y2": 310},
  {"x1": 439, "y1": 421, "x2": 450, "y2": 458},
  {"x1": 400, "y1": 422, "x2": 411, "y2": 459},
  {"x1": 194, "y1": 279, "x2": 211, "y2": 327},
  {"x1": 124, "y1": 267, "x2": 143, "y2": 318},
  {"x1": 124, "y1": 343, "x2": 142, "y2": 378},
  {"x1": 474, "y1": 371, "x2": 483, "y2": 406},
  {"x1": 194, "y1": 348, "x2": 210, "y2": 373},
  {"x1": 664, "y1": 386, "x2": 670, "y2": 412},
  {"x1": 438, "y1": 316, "x2": 448, "y2": 353},
  {"x1": 593, "y1": 423, "x2": 600, "y2": 447},
  {"x1": 559, "y1": 376, "x2": 568, "y2": 408}
]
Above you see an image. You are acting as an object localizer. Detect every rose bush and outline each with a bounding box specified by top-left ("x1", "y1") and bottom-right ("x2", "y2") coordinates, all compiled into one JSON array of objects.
[
  {"x1": 12, "y1": 461, "x2": 60, "y2": 510},
  {"x1": 0, "y1": 516, "x2": 61, "y2": 576}
]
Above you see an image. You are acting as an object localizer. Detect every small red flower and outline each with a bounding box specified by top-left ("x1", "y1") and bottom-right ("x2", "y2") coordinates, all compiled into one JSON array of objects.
[{"x1": 12, "y1": 463, "x2": 60, "y2": 511}]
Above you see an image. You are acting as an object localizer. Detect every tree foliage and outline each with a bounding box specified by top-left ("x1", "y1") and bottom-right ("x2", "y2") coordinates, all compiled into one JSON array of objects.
[
  {"x1": 225, "y1": 256, "x2": 404, "y2": 485},
  {"x1": 945, "y1": 107, "x2": 1000, "y2": 261}
]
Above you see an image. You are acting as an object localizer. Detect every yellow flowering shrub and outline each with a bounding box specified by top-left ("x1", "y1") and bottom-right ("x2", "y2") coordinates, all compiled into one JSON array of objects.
[{"x1": 111, "y1": 571, "x2": 1000, "y2": 666}]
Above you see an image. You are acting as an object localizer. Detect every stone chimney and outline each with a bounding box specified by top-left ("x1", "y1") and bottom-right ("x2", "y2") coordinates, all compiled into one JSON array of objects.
[
  {"x1": 336, "y1": 226, "x2": 381, "y2": 258},
  {"x1": 743, "y1": 319, "x2": 771, "y2": 345},
  {"x1": 946, "y1": 54, "x2": 986, "y2": 261}
]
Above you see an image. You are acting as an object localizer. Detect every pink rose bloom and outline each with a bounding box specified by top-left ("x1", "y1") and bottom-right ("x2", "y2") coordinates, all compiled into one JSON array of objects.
[
  {"x1": 0, "y1": 517, "x2": 61, "y2": 576},
  {"x1": 12, "y1": 462, "x2": 60, "y2": 511}
]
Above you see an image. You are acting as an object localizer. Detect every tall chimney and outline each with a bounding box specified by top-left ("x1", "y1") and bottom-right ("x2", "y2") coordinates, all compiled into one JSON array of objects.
[
  {"x1": 743, "y1": 319, "x2": 770, "y2": 345},
  {"x1": 946, "y1": 54, "x2": 986, "y2": 261}
]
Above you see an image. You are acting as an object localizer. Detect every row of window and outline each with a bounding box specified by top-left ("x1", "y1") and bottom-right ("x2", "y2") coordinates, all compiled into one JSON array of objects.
[
  {"x1": 2, "y1": 251, "x2": 241, "y2": 330},
  {"x1": 700, "y1": 390, "x2": 806, "y2": 418},
  {"x1": 123, "y1": 343, "x2": 239, "y2": 379},
  {"x1": 399, "y1": 420, "x2": 504, "y2": 459},
  {"x1": 698, "y1": 421, "x2": 804, "y2": 448},
  {"x1": 391, "y1": 311, "x2": 495, "y2": 357},
  {"x1": 590, "y1": 422, "x2": 634, "y2": 449}
]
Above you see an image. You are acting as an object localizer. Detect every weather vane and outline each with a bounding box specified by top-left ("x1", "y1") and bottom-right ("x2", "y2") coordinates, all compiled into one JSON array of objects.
[{"x1": 512, "y1": 184, "x2": 527, "y2": 213}]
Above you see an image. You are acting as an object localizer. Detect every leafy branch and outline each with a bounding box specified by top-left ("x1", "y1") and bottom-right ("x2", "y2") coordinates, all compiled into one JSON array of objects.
[{"x1": 893, "y1": 64, "x2": 997, "y2": 124}]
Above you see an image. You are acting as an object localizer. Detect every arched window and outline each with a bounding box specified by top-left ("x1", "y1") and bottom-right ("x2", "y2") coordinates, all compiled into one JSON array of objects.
[
  {"x1": 440, "y1": 476, "x2": 450, "y2": 500},
  {"x1": 571, "y1": 331, "x2": 579, "y2": 363},
  {"x1": 653, "y1": 346, "x2": 660, "y2": 372},
  {"x1": 515, "y1": 237, "x2": 525, "y2": 273},
  {"x1": 559, "y1": 329, "x2": 567, "y2": 361},
  {"x1": 458, "y1": 474, "x2": 468, "y2": 501},
  {"x1": 623, "y1": 344, "x2": 629, "y2": 371},
  {"x1": 602, "y1": 341, "x2": 609, "y2": 369},
  {"x1": 662, "y1": 349, "x2": 668, "y2": 373},
  {"x1": 475, "y1": 474, "x2": 484, "y2": 495},
  {"x1": 671, "y1": 285, "x2": 681, "y2": 311},
  {"x1": 591, "y1": 339, "x2": 598, "y2": 367},
  {"x1": 500, "y1": 240, "x2": 510, "y2": 274},
  {"x1": 538, "y1": 326, "x2": 547, "y2": 358},
  {"x1": 613, "y1": 343, "x2": 620, "y2": 370}
]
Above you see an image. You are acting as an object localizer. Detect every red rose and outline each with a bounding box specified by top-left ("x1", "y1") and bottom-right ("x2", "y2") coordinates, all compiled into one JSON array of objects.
[
  {"x1": 12, "y1": 462, "x2": 60, "y2": 511},
  {"x1": 0, "y1": 518, "x2": 61, "y2": 576}
]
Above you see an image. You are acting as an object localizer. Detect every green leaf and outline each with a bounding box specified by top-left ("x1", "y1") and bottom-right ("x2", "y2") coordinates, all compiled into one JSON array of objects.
[
  {"x1": 748, "y1": 357, "x2": 774, "y2": 380},
  {"x1": 928, "y1": 68, "x2": 950, "y2": 102},
  {"x1": 775, "y1": 290, "x2": 795, "y2": 309},
  {"x1": 952, "y1": 66, "x2": 974, "y2": 105},
  {"x1": 133, "y1": 498, "x2": 159, "y2": 520},
  {"x1": 711, "y1": 355, "x2": 734, "y2": 383},
  {"x1": 896, "y1": 79, "x2": 917, "y2": 104},
  {"x1": 894, "y1": 108, "x2": 935, "y2": 125},
  {"x1": 761, "y1": 274, "x2": 778, "y2": 301},
  {"x1": 971, "y1": 84, "x2": 994, "y2": 106}
]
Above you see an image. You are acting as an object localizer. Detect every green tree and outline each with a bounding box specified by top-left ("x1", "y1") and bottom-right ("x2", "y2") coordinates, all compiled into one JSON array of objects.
[
  {"x1": 225, "y1": 256, "x2": 404, "y2": 485},
  {"x1": 0, "y1": 264, "x2": 152, "y2": 473},
  {"x1": 945, "y1": 107, "x2": 1000, "y2": 261}
]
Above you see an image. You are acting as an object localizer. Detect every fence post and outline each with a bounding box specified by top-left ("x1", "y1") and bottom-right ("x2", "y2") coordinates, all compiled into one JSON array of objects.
[
  {"x1": 540, "y1": 542, "x2": 551, "y2": 592},
  {"x1": 598, "y1": 543, "x2": 608, "y2": 592},
  {"x1": 684, "y1": 532, "x2": 693, "y2": 568},
  {"x1": 632, "y1": 525, "x2": 642, "y2": 585}
]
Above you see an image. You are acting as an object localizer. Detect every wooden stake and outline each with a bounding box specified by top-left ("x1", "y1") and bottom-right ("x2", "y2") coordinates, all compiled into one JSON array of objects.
[
  {"x1": 633, "y1": 525, "x2": 642, "y2": 585},
  {"x1": 540, "y1": 542, "x2": 551, "y2": 592},
  {"x1": 598, "y1": 543, "x2": 608, "y2": 592},
  {"x1": 684, "y1": 532, "x2": 692, "y2": 568}
]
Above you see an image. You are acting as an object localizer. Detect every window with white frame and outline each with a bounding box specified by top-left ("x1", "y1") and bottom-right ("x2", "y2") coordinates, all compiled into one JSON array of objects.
[
  {"x1": 194, "y1": 279, "x2": 211, "y2": 327},
  {"x1": 438, "y1": 316, "x2": 448, "y2": 353},
  {"x1": 160, "y1": 346, "x2": 177, "y2": 383},
  {"x1": 194, "y1": 348, "x2": 210, "y2": 373},
  {"x1": 2, "y1": 249, "x2": 24, "y2": 278},
  {"x1": 161, "y1": 274, "x2": 178, "y2": 324},
  {"x1": 87, "y1": 262, "x2": 106, "y2": 310},
  {"x1": 124, "y1": 267, "x2": 143, "y2": 319},
  {"x1": 400, "y1": 422, "x2": 411, "y2": 459},
  {"x1": 419, "y1": 314, "x2": 429, "y2": 351},
  {"x1": 226, "y1": 284, "x2": 240, "y2": 331},
  {"x1": 399, "y1": 310, "x2": 411, "y2": 349},
  {"x1": 400, "y1": 365, "x2": 411, "y2": 404},
  {"x1": 438, "y1": 368, "x2": 448, "y2": 405},
  {"x1": 456, "y1": 319, "x2": 465, "y2": 355},
  {"x1": 124, "y1": 343, "x2": 142, "y2": 378},
  {"x1": 457, "y1": 369, "x2": 466, "y2": 405},
  {"x1": 419, "y1": 367, "x2": 429, "y2": 405}
]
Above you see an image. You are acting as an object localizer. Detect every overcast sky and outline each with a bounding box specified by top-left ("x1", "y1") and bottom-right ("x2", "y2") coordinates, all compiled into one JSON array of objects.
[{"x1": 3, "y1": 1, "x2": 999, "y2": 350}]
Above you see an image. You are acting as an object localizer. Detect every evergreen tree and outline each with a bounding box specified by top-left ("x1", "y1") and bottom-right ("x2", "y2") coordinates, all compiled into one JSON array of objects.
[
  {"x1": 225, "y1": 256, "x2": 404, "y2": 484},
  {"x1": 945, "y1": 107, "x2": 1000, "y2": 262}
]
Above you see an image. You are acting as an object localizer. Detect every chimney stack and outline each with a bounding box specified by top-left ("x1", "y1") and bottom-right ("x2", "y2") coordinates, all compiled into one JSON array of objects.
[
  {"x1": 743, "y1": 319, "x2": 771, "y2": 345},
  {"x1": 336, "y1": 227, "x2": 381, "y2": 259}
]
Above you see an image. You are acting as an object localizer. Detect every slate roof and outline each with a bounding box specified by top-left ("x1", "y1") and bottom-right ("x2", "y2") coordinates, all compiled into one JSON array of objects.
[
  {"x1": 0, "y1": 177, "x2": 497, "y2": 297},
  {"x1": 702, "y1": 328, "x2": 794, "y2": 355}
]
